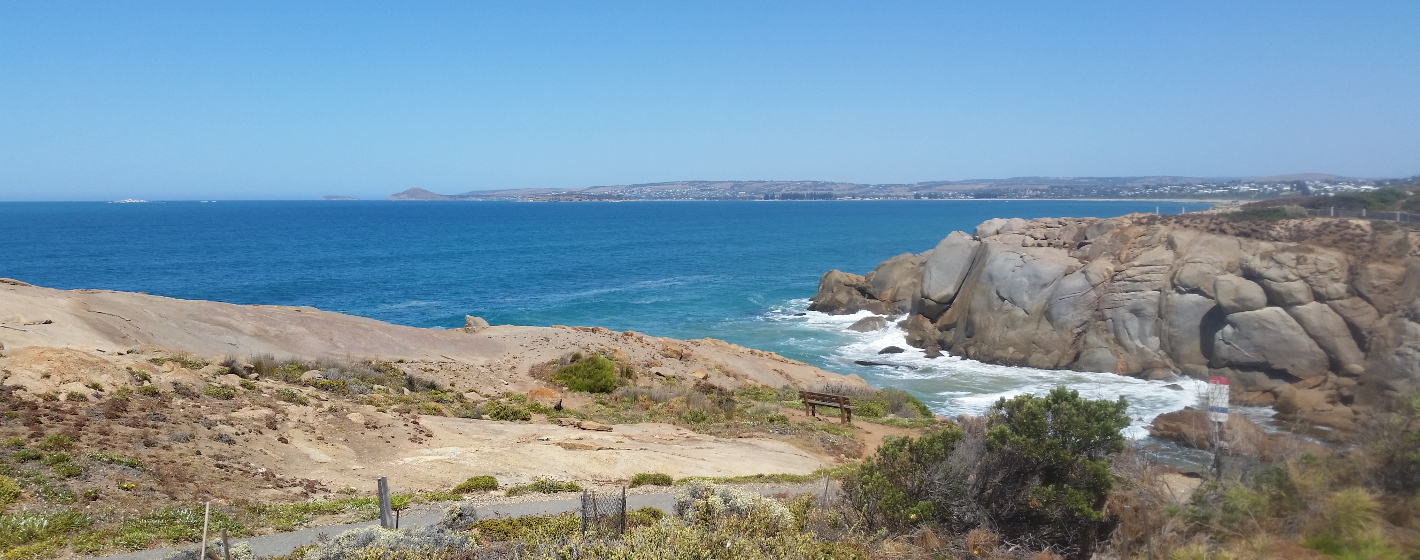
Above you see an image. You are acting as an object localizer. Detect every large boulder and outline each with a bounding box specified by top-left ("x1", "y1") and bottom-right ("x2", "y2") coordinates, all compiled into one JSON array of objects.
[
  {"x1": 918, "y1": 232, "x2": 981, "y2": 317},
  {"x1": 1162, "y1": 293, "x2": 1221, "y2": 367},
  {"x1": 1148, "y1": 408, "x2": 1318, "y2": 461},
  {"x1": 1326, "y1": 297, "x2": 1383, "y2": 350},
  {"x1": 1285, "y1": 302, "x2": 1366, "y2": 372},
  {"x1": 847, "y1": 316, "x2": 887, "y2": 332},
  {"x1": 866, "y1": 253, "x2": 927, "y2": 314},
  {"x1": 1356, "y1": 262, "x2": 1409, "y2": 314},
  {"x1": 1212, "y1": 307, "x2": 1331, "y2": 379},
  {"x1": 1260, "y1": 279, "x2": 1314, "y2": 307},
  {"x1": 808, "y1": 270, "x2": 892, "y2": 315},
  {"x1": 1214, "y1": 275, "x2": 1268, "y2": 314}
]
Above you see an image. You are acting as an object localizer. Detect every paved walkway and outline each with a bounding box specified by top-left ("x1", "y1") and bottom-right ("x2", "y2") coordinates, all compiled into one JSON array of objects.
[{"x1": 89, "y1": 492, "x2": 691, "y2": 560}]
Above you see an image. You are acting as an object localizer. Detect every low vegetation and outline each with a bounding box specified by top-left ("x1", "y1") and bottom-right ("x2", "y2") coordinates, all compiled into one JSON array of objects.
[
  {"x1": 551, "y1": 353, "x2": 618, "y2": 393},
  {"x1": 504, "y1": 478, "x2": 582, "y2": 497},
  {"x1": 452, "y1": 476, "x2": 499, "y2": 493}
]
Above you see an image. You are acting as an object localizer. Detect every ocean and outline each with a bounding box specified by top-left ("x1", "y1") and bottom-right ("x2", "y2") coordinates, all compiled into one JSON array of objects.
[{"x1": 0, "y1": 199, "x2": 1218, "y2": 459}]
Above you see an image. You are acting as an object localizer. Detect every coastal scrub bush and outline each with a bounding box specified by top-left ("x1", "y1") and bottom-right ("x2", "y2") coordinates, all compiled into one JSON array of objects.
[
  {"x1": 276, "y1": 388, "x2": 309, "y2": 405},
  {"x1": 36, "y1": 434, "x2": 75, "y2": 452},
  {"x1": 843, "y1": 426, "x2": 961, "y2": 530},
  {"x1": 504, "y1": 478, "x2": 581, "y2": 497},
  {"x1": 629, "y1": 472, "x2": 674, "y2": 488},
  {"x1": 979, "y1": 387, "x2": 1129, "y2": 554},
  {"x1": 472, "y1": 512, "x2": 581, "y2": 543},
  {"x1": 203, "y1": 384, "x2": 237, "y2": 400},
  {"x1": 674, "y1": 483, "x2": 794, "y2": 532},
  {"x1": 482, "y1": 400, "x2": 531, "y2": 421},
  {"x1": 552, "y1": 354, "x2": 618, "y2": 393},
  {"x1": 0, "y1": 475, "x2": 20, "y2": 509},
  {"x1": 0, "y1": 509, "x2": 93, "y2": 553},
  {"x1": 90, "y1": 452, "x2": 145, "y2": 470},
  {"x1": 452, "y1": 475, "x2": 498, "y2": 493}
]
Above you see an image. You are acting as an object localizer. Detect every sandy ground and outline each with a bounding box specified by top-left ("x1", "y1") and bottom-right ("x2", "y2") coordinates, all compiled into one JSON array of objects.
[{"x1": 0, "y1": 281, "x2": 888, "y2": 506}]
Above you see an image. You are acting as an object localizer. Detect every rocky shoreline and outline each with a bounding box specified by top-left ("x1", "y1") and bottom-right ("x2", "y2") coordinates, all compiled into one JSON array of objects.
[{"x1": 809, "y1": 212, "x2": 1420, "y2": 442}]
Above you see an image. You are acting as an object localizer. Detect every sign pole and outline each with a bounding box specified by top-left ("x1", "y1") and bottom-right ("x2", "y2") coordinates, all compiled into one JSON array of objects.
[{"x1": 1207, "y1": 376, "x2": 1230, "y2": 479}]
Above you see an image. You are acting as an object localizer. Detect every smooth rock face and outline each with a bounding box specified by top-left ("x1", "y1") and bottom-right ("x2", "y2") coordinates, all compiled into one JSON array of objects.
[
  {"x1": 1215, "y1": 275, "x2": 1268, "y2": 314},
  {"x1": 1261, "y1": 279, "x2": 1314, "y2": 307},
  {"x1": 1212, "y1": 307, "x2": 1330, "y2": 379},
  {"x1": 808, "y1": 270, "x2": 892, "y2": 315},
  {"x1": 918, "y1": 231, "x2": 980, "y2": 315},
  {"x1": 1285, "y1": 302, "x2": 1366, "y2": 371},
  {"x1": 847, "y1": 316, "x2": 887, "y2": 332},
  {"x1": 867, "y1": 253, "x2": 928, "y2": 314}
]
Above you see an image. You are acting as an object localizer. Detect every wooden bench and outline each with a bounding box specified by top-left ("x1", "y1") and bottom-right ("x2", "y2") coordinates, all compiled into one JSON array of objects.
[{"x1": 799, "y1": 390, "x2": 854, "y2": 424}]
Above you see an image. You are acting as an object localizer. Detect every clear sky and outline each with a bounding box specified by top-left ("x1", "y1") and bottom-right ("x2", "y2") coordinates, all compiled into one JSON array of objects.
[{"x1": 1, "y1": 2, "x2": 1417, "y2": 201}]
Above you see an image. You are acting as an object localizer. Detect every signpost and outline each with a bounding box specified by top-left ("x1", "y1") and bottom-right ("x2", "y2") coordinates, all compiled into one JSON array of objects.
[{"x1": 1207, "y1": 376, "x2": 1230, "y2": 478}]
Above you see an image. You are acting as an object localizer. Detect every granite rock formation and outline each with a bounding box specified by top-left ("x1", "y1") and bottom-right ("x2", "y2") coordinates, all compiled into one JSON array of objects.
[{"x1": 810, "y1": 213, "x2": 1420, "y2": 437}]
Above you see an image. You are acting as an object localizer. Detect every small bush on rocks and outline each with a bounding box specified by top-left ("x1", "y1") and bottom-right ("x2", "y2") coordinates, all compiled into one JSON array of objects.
[{"x1": 452, "y1": 475, "x2": 498, "y2": 493}]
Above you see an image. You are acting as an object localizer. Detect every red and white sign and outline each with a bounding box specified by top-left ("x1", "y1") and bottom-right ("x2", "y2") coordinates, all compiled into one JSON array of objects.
[{"x1": 1207, "y1": 376, "x2": 1230, "y2": 422}]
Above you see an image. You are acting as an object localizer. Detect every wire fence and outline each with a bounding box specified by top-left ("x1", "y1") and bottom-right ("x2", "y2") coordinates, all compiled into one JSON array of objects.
[
  {"x1": 1305, "y1": 207, "x2": 1420, "y2": 224},
  {"x1": 580, "y1": 487, "x2": 627, "y2": 537}
]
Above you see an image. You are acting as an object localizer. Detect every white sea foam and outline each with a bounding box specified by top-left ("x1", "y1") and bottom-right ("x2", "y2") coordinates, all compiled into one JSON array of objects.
[{"x1": 762, "y1": 300, "x2": 1213, "y2": 441}]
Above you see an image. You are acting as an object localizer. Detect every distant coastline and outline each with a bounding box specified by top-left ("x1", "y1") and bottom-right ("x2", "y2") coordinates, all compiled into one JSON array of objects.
[{"x1": 386, "y1": 174, "x2": 1411, "y2": 204}]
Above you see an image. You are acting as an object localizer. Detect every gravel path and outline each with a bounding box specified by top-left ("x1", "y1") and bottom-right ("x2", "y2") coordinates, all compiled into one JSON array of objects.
[{"x1": 85, "y1": 482, "x2": 830, "y2": 560}]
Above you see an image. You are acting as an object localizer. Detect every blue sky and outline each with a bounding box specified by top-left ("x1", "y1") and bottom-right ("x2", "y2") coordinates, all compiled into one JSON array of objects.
[{"x1": 1, "y1": 2, "x2": 1417, "y2": 201}]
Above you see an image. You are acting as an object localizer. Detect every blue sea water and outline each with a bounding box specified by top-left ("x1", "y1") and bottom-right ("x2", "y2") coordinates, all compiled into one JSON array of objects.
[{"x1": 0, "y1": 200, "x2": 1216, "y2": 453}]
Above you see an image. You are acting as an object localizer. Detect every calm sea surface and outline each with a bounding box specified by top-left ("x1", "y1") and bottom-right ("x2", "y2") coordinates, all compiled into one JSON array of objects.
[{"x1": 0, "y1": 200, "x2": 1219, "y2": 460}]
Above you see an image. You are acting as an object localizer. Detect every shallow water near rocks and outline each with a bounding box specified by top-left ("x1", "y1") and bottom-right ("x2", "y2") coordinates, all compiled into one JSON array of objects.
[{"x1": 1, "y1": 199, "x2": 1221, "y2": 465}]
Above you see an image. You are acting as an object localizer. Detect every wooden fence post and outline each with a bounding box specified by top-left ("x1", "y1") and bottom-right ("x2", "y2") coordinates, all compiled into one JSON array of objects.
[
  {"x1": 199, "y1": 502, "x2": 211, "y2": 560},
  {"x1": 377, "y1": 477, "x2": 393, "y2": 529}
]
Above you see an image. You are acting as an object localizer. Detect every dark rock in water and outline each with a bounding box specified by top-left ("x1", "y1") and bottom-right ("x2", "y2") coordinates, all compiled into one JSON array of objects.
[
  {"x1": 848, "y1": 316, "x2": 888, "y2": 332},
  {"x1": 793, "y1": 312, "x2": 806, "y2": 316},
  {"x1": 1164, "y1": 384, "x2": 1184, "y2": 390},
  {"x1": 878, "y1": 346, "x2": 905, "y2": 354},
  {"x1": 853, "y1": 360, "x2": 917, "y2": 370}
]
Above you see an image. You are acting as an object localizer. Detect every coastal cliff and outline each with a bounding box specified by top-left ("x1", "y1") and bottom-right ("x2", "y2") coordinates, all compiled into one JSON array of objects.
[{"x1": 810, "y1": 213, "x2": 1420, "y2": 437}]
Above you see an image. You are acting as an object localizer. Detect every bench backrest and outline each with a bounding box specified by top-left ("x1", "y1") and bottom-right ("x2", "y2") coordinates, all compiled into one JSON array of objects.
[{"x1": 799, "y1": 391, "x2": 851, "y2": 406}]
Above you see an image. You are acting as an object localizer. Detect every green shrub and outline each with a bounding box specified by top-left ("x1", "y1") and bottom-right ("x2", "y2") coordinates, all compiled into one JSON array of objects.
[
  {"x1": 90, "y1": 452, "x2": 146, "y2": 470},
  {"x1": 843, "y1": 427, "x2": 961, "y2": 530},
  {"x1": 505, "y1": 478, "x2": 582, "y2": 497},
  {"x1": 482, "y1": 401, "x2": 531, "y2": 422},
  {"x1": 552, "y1": 354, "x2": 618, "y2": 393},
  {"x1": 0, "y1": 475, "x2": 20, "y2": 509},
  {"x1": 137, "y1": 385, "x2": 161, "y2": 397},
  {"x1": 417, "y1": 402, "x2": 445, "y2": 416},
  {"x1": 471, "y1": 512, "x2": 581, "y2": 542},
  {"x1": 51, "y1": 462, "x2": 83, "y2": 478},
  {"x1": 204, "y1": 384, "x2": 237, "y2": 400},
  {"x1": 0, "y1": 510, "x2": 93, "y2": 551},
  {"x1": 452, "y1": 476, "x2": 499, "y2": 493},
  {"x1": 65, "y1": 391, "x2": 89, "y2": 402},
  {"x1": 980, "y1": 387, "x2": 1130, "y2": 552},
  {"x1": 629, "y1": 473, "x2": 674, "y2": 488},
  {"x1": 127, "y1": 367, "x2": 152, "y2": 382},
  {"x1": 277, "y1": 388, "x2": 310, "y2": 405},
  {"x1": 36, "y1": 434, "x2": 75, "y2": 452},
  {"x1": 12, "y1": 449, "x2": 41, "y2": 462},
  {"x1": 2, "y1": 438, "x2": 23, "y2": 449},
  {"x1": 118, "y1": 506, "x2": 242, "y2": 544},
  {"x1": 626, "y1": 506, "x2": 665, "y2": 527}
]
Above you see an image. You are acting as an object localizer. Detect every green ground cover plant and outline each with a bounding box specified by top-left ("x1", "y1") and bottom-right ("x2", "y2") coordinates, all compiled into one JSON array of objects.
[
  {"x1": 552, "y1": 354, "x2": 618, "y2": 393},
  {"x1": 452, "y1": 475, "x2": 499, "y2": 493}
]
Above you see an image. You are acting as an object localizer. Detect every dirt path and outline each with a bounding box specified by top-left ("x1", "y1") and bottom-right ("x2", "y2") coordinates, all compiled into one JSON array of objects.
[{"x1": 83, "y1": 483, "x2": 831, "y2": 560}]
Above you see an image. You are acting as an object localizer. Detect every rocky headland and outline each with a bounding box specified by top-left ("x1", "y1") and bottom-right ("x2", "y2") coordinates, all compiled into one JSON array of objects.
[{"x1": 810, "y1": 212, "x2": 1420, "y2": 441}]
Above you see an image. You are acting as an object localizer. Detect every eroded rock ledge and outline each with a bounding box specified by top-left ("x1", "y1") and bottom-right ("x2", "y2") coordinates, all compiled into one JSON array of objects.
[{"x1": 810, "y1": 213, "x2": 1420, "y2": 439}]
